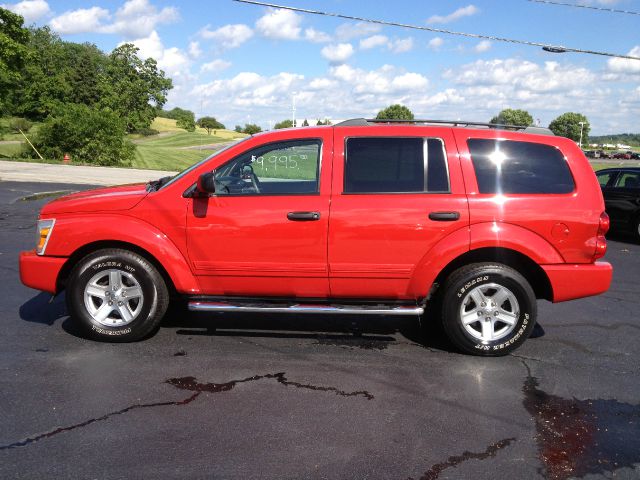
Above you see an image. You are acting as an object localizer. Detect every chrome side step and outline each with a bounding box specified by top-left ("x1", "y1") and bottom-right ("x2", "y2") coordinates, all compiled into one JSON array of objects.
[{"x1": 188, "y1": 301, "x2": 424, "y2": 316}]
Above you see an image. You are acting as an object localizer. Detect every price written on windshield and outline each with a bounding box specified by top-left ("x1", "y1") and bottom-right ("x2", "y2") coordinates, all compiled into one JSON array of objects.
[{"x1": 251, "y1": 154, "x2": 306, "y2": 171}]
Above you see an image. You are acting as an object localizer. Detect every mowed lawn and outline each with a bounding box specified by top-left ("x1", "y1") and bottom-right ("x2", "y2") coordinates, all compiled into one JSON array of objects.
[{"x1": 131, "y1": 118, "x2": 247, "y2": 171}]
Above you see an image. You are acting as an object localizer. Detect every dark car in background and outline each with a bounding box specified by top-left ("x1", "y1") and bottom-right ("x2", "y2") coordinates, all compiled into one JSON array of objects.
[{"x1": 596, "y1": 167, "x2": 640, "y2": 241}]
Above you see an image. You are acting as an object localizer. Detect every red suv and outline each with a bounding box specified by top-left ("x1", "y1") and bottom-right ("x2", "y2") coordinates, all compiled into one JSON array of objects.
[{"x1": 19, "y1": 119, "x2": 612, "y2": 355}]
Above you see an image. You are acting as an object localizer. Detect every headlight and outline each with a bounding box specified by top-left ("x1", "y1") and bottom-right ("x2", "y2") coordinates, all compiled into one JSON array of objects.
[{"x1": 36, "y1": 219, "x2": 55, "y2": 255}]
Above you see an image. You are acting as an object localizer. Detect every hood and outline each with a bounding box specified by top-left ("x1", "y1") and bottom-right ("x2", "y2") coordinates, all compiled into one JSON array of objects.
[{"x1": 40, "y1": 183, "x2": 149, "y2": 216}]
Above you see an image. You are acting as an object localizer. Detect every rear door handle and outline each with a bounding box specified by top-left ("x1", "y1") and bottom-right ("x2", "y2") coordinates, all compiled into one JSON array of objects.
[
  {"x1": 429, "y1": 211, "x2": 460, "y2": 221},
  {"x1": 287, "y1": 211, "x2": 321, "y2": 221}
]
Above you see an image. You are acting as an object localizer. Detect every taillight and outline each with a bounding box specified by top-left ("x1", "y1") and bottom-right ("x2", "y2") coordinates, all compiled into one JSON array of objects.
[{"x1": 593, "y1": 212, "x2": 609, "y2": 260}]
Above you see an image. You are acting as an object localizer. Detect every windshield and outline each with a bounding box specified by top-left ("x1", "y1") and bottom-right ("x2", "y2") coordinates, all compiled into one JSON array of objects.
[{"x1": 156, "y1": 137, "x2": 251, "y2": 191}]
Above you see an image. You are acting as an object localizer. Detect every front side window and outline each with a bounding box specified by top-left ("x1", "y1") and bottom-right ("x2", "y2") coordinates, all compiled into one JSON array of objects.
[
  {"x1": 468, "y1": 139, "x2": 575, "y2": 194},
  {"x1": 596, "y1": 172, "x2": 614, "y2": 188},
  {"x1": 344, "y1": 137, "x2": 450, "y2": 193},
  {"x1": 214, "y1": 140, "x2": 321, "y2": 195}
]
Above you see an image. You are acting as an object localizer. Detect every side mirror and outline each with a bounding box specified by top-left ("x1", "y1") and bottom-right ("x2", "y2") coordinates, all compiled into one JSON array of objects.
[{"x1": 196, "y1": 172, "x2": 216, "y2": 195}]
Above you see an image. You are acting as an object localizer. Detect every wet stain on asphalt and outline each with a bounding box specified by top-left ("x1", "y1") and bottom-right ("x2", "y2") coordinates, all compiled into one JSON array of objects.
[
  {"x1": 521, "y1": 361, "x2": 640, "y2": 479},
  {"x1": 0, "y1": 372, "x2": 372, "y2": 450},
  {"x1": 167, "y1": 372, "x2": 374, "y2": 400},
  {"x1": 173, "y1": 349, "x2": 187, "y2": 356},
  {"x1": 410, "y1": 438, "x2": 516, "y2": 480},
  {"x1": 315, "y1": 336, "x2": 390, "y2": 350}
]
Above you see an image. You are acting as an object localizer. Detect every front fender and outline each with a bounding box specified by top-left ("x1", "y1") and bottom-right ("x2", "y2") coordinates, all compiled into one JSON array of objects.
[{"x1": 45, "y1": 214, "x2": 200, "y2": 294}]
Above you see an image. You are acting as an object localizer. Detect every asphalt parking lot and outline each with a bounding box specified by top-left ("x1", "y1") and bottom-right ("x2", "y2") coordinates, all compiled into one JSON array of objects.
[{"x1": 1, "y1": 181, "x2": 639, "y2": 480}]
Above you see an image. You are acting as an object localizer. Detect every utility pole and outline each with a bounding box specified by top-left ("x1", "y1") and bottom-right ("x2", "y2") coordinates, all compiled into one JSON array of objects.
[
  {"x1": 292, "y1": 93, "x2": 296, "y2": 128},
  {"x1": 578, "y1": 121, "x2": 585, "y2": 149}
]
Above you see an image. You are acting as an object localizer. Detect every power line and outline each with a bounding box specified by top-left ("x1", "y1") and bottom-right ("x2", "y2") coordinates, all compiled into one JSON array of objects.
[
  {"x1": 233, "y1": 0, "x2": 640, "y2": 61},
  {"x1": 527, "y1": 0, "x2": 640, "y2": 16}
]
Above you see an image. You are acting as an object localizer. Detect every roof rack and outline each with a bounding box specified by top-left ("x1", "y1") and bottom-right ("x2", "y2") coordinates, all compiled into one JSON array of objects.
[{"x1": 333, "y1": 118, "x2": 554, "y2": 135}]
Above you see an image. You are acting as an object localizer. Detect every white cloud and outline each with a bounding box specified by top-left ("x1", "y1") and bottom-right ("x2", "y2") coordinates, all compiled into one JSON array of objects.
[
  {"x1": 255, "y1": 8, "x2": 302, "y2": 40},
  {"x1": 188, "y1": 41, "x2": 201, "y2": 58},
  {"x1": 2, "y1": 0, "x2": 50, "y2": 23},
  {"x1": 360, "y1": 35, "x2": 388, "y2": 50},
  {"x1": 200, "y1": 24, "x2": 254, "y2": 49},
  {"x1": 427, "y1": 5, "x2": 479, "y2": 24},
  {"x1": 127, "y1": 31, "x2": 189, "y2": 78},
  {"x1": 304, "y1": 28, "x2": 331, "y2": 43},
  {"x1": 607, "y1": 46, "x2": 640, "y2": 74},
  {"x1": 474, "y1": 40, "x2": 492, "y2": 53},
  {"x1": 427, "y1": 37, "x2": 444, "y2": 50},
  {"x1": 201, "y1": 59, "x2": 231, "y2": 73},
  {"x1": 359, "y1": 35, "x2": 413, "y2": 53},
  {"x1": 335, "y1": 22, "x2": 381, "y2": 41},
  {"x1": 50, "y1": 6, "x2": 109, "y2": 34},
  {"x1": 390, "y1": 37, "x2": 414, "y2": 54},
  {"x1": 50, "y1": 0, "x2": 178, "y2": 38},
  {"x1": 391, "y1": 72, "x2": 428, "y2": 90},
  {"x1": 321, "y1": 43, "x2": 354, "y2": 63}
]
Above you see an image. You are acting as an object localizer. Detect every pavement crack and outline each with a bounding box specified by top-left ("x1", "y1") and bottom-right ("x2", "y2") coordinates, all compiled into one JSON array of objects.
[
  {"x1": 2, "y1": 371, "x2": 373, "y2": 451},
  {"x1": 167, "y1": 372, "x2": 375, "y2": 400},
  {"x1": 0, "y1": 392, "x2": 200, "y2": 451},
  {"x1": 410, "y1": 437, "x2": 516, "y2": 480}
]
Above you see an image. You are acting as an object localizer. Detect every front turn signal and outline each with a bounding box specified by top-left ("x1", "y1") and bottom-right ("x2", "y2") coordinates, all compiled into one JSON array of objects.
[{"x1": 36, "y1": 219, "x2": 55, "y2": 255}]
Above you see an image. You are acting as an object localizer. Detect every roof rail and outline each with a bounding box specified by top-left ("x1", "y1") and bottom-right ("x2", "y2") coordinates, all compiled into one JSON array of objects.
[{"x1": 334, "y1": 118, "x2": 554, "y2": 135}]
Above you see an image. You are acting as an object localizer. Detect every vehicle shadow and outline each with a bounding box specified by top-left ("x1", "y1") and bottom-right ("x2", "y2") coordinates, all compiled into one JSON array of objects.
[
  {"x1": 606, "y1": 230, "x2": 639, "y2": 245},
  {"x1": 164, "y1": 303, "x2": 457, "y2": 353},
  {"x1": 19, "y1": 292, "x2": 67, "y2": 326}
]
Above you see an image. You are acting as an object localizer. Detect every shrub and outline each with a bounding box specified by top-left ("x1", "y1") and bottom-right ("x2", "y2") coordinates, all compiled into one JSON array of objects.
[
  {"x1": 9, "y1": 117, "x2": 32, "y2": 133},
  {"x1": 33, "y1": 104, "x2": 135, "y2": 166},
  {"x1": 134, "y1": 127, "x2": 159, "y2": 136}
]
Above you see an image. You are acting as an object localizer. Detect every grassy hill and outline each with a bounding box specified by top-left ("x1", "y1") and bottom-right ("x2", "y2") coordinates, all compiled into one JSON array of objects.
[{"x1": 0, "y1": 116, "x2": 247, "y2": 170}]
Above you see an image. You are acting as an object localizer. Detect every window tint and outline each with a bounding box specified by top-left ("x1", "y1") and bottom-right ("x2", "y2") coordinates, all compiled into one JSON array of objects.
[
  {"x1": 596, "y1": 172, "x2": 614, "y2": 187},
  {"x1": 615, "y1": 171, "x2": 640, "y2": 189},
  {"x1": 468, "y1": 139, "x2": 575, "y2": 194},
  {"x1": 344, "y1": 137, "x2": 449, "y2": 193},
  {"x1": 214, "y1": 140, "x2": 321, "y2": 195}
]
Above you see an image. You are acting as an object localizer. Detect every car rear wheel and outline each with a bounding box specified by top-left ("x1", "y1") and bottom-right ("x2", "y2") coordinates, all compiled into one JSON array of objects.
[
  {"x1": 66, "y1": 248, "x2": 169, "y2": 342},
  {"x1": 441, "y1": 263, "x2": 537, "y2": 356}
]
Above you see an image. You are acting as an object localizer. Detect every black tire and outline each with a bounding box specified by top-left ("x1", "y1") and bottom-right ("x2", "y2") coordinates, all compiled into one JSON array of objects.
[
  {"x1": 66, "y1": 248, "x2": 169, "y2": 342},
  {"x1": 441, "y1": 263, "x2": 537, "y2": 356}
]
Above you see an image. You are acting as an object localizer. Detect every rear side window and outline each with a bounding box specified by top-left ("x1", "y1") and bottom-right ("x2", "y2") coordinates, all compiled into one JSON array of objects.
[
  {"x1": 344, "y1": 137, "x2": 449, "y2": 193},
  {"x1": 596, "y1": 171, "x2": 614, "y2": 187},
  {"x1": 614, "y1": 171, "x2": 640, "y2": 189},
  {"x1": 468, "y1": 139, "x2": 575, "y2": 194}
]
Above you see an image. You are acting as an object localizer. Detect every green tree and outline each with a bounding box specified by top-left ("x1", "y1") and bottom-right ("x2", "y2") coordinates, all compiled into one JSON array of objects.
[
  {"x1": 490, "y1": 109, "x2": 533, "y2": 126},
  {"x1": 376, "y1": 104, "x2": 414, "y2": 121},
  {"x1": 243, "y1": 123, "x2": 262, "y2": 135},
  {"x1": 316, "y1": 118, "x2": 332, "y2": 125},
  {"x1": 158, "y1": 107, "x2": 194, "y2": 120},
  {"x1": 549, "y1": 112, "x2": 590, "y2": 144},
  {"x1": 100, "y1": 43, "x2": 173, "y2": 133},
  {"x1": 274, "y1": 119, "x2": 293, "y2": 129},
  {"x1": 197, "y1": 116, "x2": 225, "y2": 134},
  {"x1": 176, "y1": 110, "x2": 196, "y2": 132},
  {"x1": 302, "y1": 119, "x2": 309, "y2": 127},
  {"x1": 0, "y1": 8, "x2": 30, "y2": 114},
  {"x1": 234, "y1": 125, "x2": 243, "y2": 133},
  {"x1": 32, "y1": 104, "x2": 135, "y2": 166}
]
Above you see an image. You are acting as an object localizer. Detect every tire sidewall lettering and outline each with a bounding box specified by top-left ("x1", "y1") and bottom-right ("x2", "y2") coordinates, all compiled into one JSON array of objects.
[{"x1": 457, "y1": 276, "x2": 489, "y2": 298}]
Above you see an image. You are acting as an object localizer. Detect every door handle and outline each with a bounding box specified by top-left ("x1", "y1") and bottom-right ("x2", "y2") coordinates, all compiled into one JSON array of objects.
[
  {"x1": 287, "y1": 211, "x2": 321, "y2": 221},
  {"x1": 429, "y1": 211, "x2": 460, "y2": 221}
]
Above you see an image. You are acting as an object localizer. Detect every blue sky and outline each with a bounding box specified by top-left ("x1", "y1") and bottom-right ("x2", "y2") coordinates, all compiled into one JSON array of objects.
[{"x1": 3, "y1": 0, "x2": 640, "y2": 134}]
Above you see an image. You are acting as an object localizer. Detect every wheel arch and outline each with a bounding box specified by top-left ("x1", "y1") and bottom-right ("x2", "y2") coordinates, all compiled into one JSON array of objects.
[
  {"x1": 56, "y1": 240, "x2": 197, "y2": 296},
  {"x1": 432, "y1": 247, "x2": 553, "y2": 301}
]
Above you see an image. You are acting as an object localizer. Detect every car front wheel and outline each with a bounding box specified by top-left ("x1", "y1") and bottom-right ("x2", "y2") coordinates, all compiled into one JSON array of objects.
[
  {"x1": 441, "y1": 263, "x2": 537, "y2": 356},
  {"x1": 66, "y1": 248, "x2": 169, "y2": 342}
]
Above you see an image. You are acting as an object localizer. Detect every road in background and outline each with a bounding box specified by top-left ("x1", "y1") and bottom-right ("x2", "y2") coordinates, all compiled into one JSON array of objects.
[{"x1": 1, "y1": 181, "x2": 639, "y2": 479}]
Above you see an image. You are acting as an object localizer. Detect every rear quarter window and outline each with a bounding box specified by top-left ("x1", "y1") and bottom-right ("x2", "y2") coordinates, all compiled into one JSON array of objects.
[{"x1": 468, "y1": 139, "x2": 575, "y2": 194}]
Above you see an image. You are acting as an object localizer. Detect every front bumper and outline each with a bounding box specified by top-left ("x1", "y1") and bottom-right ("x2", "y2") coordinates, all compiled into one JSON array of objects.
[
  {"x1": 542, "y1": 261, "x2": 613, "y2": 302},
  {"x1": 19, "y1": 250, "x2": 67, "y2": 294}
]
